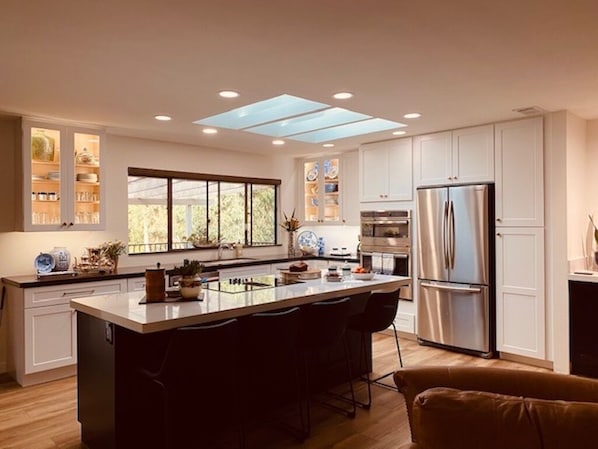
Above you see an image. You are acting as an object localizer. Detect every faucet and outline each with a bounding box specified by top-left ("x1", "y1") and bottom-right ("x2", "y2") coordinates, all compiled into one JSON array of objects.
[{"x1": 217, "y1": 241, "x2": 230, "y2": 260}]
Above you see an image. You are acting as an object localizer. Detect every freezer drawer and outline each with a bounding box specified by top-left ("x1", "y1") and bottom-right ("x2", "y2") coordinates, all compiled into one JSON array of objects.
[{"x1": 417, "y1": 280, "x2": 491, "y2": 355}]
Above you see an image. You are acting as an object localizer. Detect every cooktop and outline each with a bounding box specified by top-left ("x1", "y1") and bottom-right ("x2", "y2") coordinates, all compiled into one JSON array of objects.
[{"x1": 204, "y1": 275, "x2": 304, "y2": 294}]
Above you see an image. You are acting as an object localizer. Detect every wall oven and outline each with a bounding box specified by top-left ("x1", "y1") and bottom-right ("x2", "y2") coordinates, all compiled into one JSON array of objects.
[{"x1": 360, "y1": 210, "x2": 412, "y2": 300}]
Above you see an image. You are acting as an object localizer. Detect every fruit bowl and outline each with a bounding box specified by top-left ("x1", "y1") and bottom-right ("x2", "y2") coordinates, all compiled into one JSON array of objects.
[{"x1": 352, "y1": 272, "x2": 375, "y2": 280}]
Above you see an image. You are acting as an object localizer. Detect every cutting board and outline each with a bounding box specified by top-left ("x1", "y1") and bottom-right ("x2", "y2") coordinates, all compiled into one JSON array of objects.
[{"x1": 279, "y1": 269, "x2": 322, "y2": 280}]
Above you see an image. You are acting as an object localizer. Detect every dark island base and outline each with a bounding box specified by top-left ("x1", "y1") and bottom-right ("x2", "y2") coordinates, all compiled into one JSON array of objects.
[{"x1": 77, "y1": 297, "x2": 373, "y2": 449}]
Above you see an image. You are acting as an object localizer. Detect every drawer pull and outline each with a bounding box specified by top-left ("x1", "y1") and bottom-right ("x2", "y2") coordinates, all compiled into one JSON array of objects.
[{"x1": 62, "y1": 289, "x2": 95, "y2": 297}]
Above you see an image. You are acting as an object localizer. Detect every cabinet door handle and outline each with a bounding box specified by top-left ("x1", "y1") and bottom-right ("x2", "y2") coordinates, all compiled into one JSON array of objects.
[
  {"x1": 62, "y1": 289, "x2": 95, "y2": 297},
  {"x1": 496, "y1": 218, "x2": 502, "y2": 222},
  {"x1": 496, "y1": 233, "x2": 502, "y2": 237}
]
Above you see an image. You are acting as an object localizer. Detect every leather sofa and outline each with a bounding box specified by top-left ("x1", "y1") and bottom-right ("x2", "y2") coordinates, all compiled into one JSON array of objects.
[{"x1": 393, "y1": 366, "x2": 598, "y2": 449}]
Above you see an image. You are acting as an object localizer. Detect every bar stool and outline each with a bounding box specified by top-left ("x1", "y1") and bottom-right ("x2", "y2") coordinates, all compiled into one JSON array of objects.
[
  {"x1": 348, "y1": 288, "x2": 403, "y2": 409},
  {"x1": 299, "y1": 297, "x2": 356, "y2": 436},
  {"x1": 139, "y1": 318, "x2": 244, "y2": 449},
  {"x1": 240, "y1": 307, "x2": 306, "y2": 441}
]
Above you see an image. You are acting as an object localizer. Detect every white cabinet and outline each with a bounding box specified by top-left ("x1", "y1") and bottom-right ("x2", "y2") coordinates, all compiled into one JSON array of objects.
[
  {"x1": 414, "y1": 125, "x2": 494, "y2": 186},
  {"x1": 360, "y1": 138, "x2": 413, "y2": 202},
  {"x1": 20, "y1": 119, "x2": 106, "y2": 231},
  {"x1": 495, "y1": 227, "x2": 545, "y2": 359},
  {"x1": 339, "y1": 150, "x2": 360, "y2": 224},
  {"x1": 127, "y1": 276, "x2": 147, "y2": 292},
  {"x1": 6, "y1": 278, "x2": 126, "y2": 386},
  {"x1": 301, "y1": 157, "x2": 342, "y2": 224},
  {"x1": 495, "y1": 117, "x2": 544, "y2": 227}
]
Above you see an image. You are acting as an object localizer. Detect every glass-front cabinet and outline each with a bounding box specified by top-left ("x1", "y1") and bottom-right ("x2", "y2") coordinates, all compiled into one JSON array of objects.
[
  {"x1": 23, "y1": 120, "x2": 105, "y2": 231},
  {"x1": 302, "y1": 157, "x2": 341, "y2": 224}
]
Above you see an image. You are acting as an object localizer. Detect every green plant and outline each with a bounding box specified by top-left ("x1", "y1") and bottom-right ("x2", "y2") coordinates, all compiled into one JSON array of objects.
[
  {"x1": 173, "y1": 260, "x2": 204, "y2": 277},
  {"x1": 99, "y1": 240, "x2": 127, "y2": 259}
]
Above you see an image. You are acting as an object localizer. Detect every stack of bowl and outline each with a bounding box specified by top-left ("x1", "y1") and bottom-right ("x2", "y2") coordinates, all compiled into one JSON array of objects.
[{"x1": 76, "y1": 173, "x2": 98, "y2": 183}]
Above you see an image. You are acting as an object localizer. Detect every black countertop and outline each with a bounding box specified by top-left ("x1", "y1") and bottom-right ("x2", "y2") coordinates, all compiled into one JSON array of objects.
[{"x1": 1, "y1": 254, "x2": 360, "y2": 288}]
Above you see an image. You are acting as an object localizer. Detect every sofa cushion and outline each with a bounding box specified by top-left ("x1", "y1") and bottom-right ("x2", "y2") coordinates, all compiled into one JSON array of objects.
[
  {"x1": 412, "y1": 387, "x2": 540, "y2": 449},
  {"x1": 412, "y1": 387, "x2": 598, "y2": 449}
]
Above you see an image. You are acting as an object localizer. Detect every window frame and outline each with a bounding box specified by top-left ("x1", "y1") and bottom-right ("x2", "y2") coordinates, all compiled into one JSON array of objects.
[{"x1": 128, "y1": 167, "x2": 281, "y2": 255}]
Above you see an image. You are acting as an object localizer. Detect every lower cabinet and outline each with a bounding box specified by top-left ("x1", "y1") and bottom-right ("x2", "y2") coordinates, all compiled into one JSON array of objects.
[
  {"x1": 495, "y1": 227, "x2": 545, "y2": 359},
  {"x1": 6, "y1": 278, "x2": 126, "y2": 386}
]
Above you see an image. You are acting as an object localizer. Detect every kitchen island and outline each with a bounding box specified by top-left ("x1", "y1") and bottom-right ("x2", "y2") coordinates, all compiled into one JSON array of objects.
[{"x1": 71, "y1": 273, "x2": 409, "y2": 449}]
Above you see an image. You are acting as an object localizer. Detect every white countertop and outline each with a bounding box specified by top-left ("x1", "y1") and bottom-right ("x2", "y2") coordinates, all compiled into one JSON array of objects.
[
  {"x1": 569, "y1": 271, "x2": 598, "y2": 283},
  {"x1": 70, "y1": 274, "x2": 410, "y2": 334}
]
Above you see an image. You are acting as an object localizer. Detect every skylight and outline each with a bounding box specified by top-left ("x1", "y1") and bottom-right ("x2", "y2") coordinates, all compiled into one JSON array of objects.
[{"x1": 193, "y1": 94, "x2": 406, "y2": 143}]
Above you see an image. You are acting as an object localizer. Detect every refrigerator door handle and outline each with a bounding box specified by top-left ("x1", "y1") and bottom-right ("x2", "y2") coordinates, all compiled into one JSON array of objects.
[
  {"x1": 420, "y1": 282, "x2": 482, "y2": 293},
  {"x1": 443, "y1": 200, "x2": 449, "y2": 268},
  {"x1": 449, "y1": 199, "x2": 455, "y2": 269}
]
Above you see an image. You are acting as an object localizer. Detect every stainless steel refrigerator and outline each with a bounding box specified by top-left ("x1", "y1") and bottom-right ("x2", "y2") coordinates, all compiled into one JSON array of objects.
[{"x1": 416, "y1": 184, "x2": 494, "y2": 358}]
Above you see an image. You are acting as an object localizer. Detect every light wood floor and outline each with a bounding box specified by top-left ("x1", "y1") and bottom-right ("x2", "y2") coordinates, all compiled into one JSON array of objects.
[{"x1": 0, "y1": 334, "x2": 549, "y2": 449}]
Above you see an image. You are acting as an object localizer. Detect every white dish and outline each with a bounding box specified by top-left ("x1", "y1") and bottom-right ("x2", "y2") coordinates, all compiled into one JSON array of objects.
[
  {"x1": 352, "y1": 272, "x2": 375, "y2": 280},
  {"x1": 326, "y1": 165, "x2": 338, "y2": 179},
  {"x1": 306, "y1": 168, "x2": 318, "y2": 181}
]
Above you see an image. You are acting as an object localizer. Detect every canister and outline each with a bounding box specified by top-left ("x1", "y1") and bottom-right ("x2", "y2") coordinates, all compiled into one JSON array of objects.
[{"x1": 145, "y1": 265, "x2": 165, "y2": 302}]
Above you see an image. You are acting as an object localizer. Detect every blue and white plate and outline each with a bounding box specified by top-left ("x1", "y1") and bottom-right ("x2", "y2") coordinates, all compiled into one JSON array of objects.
[
  {"x1": 34, "y1": 252, "x2": 55, "y2": 273},
  {"x1": 297, "y1": 230, "x2": 319, "y2": 250}
]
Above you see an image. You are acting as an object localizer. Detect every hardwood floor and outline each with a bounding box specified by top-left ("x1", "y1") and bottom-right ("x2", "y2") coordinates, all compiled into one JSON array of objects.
[{"x1": 0, "y1": 334, "x2": 549, "y2": 449}]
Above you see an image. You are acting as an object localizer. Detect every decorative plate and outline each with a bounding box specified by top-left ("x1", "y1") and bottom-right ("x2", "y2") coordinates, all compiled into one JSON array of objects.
[
  {"x1": 34, "y1": 252, "x2": 56, "y2": 273},
  {"x1": 306, "y1": 167, "x2": 318, "y2": 182},
  {"x1": 297, "y1": 230, "x2": 319, "y2": 250},
  {"x1": 326, "y1": 165, "x2": 338, "y2": 179}
]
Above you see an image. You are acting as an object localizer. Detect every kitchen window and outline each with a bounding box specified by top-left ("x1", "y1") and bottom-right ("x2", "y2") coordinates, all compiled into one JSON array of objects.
[{"x1": 127, "y1": 168, "x2": 280, "y2": 254}]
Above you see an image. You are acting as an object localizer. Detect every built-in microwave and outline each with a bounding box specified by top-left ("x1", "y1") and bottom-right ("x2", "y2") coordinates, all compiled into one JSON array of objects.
[
  {"x1": 360, "y1": 210, "x2": 412, "y2": 300},
  {"x1": 360, "y1": 210, "x2": 411, "y2": 252}
]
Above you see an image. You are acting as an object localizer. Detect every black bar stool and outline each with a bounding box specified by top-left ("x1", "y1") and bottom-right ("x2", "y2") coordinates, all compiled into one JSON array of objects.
[
  {"x1": 299, "y1": 297, "x2": 356, "y2": 436},
  {"x1": 139, "y1": 318, "x2": 244, "y2": 449},
  {"x1": 240, "y1": 307, "x2": 306, "y2": 442},
  {"x1": 348, "y1": 288, "x2": 403, "y2": 409}
]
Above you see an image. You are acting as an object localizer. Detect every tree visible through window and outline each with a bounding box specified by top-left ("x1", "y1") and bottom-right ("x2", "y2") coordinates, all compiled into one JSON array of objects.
[{"x1": 127, "y1": 168, "x2": 279, "y2": 254}]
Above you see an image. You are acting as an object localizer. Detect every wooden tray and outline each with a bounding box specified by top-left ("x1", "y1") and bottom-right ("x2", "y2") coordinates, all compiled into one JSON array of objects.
[{"x1": 279, "y1": 269, "x2": 322, "y2": 280}]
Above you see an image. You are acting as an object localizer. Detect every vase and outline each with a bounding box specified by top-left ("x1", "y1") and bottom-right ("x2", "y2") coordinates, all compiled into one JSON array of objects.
[
  {"x1": 288, "y1": 231, "x2": 297, "y2": 257},
  {"x1": 51, "y1": 247, "x2": 71, "y2": 271},
  {"x1": 110, "y1": 255, "x2": 119, "y2": 272},
  {"x1": 594, "y1": 251, "x2": 598, "y2": 267},
  {"x1": 179, "y1": 276, "x2": 201, "y2": 299}
]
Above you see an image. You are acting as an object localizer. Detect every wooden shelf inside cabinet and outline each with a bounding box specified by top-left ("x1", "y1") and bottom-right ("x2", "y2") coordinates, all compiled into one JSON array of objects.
[{"x1": 76, "y1": 181, "x2": 100, "y2": 186}]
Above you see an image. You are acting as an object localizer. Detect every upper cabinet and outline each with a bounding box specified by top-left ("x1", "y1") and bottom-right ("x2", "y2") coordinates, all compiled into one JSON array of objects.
[
  {"x1": 339, "y1": 150, "x2": 360, "y2": 225},
  {"x1": 20, "y1": 119, "x2": 105, "y2": 231},
  {"x1": 494, "y1": 117, "x2": 544, "y2": 227},
  {"x1": 414, "y1": 124, "x2": 494, "y2": 187},
  {"x1": 359, "y1": 137, "x2": 413, "y2": 202},
  {"x1": 301, "y1": 157, "x2": 341, "y2": 224}
]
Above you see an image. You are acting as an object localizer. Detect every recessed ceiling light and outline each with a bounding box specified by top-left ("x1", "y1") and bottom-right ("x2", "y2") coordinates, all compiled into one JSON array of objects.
[
  {"x1": 154, "y1": 115, "x2": 172, "y2": 121},
  {"x1": 392, "y1": 130, "x2": 407, "y2": 136},
  {"x1": 403, "y1": 112, "x2": 421, "y2": 119},
  {"x1": 219, "y1": 90, "x2": 240, "y2": 98},
  {"x1": 202, "y1": 128, "x2": 218, "y2": 134},
  {"x1": 333, "y1": 92, "x2": 353, "y2": 100},
  {"x1": 272, "y1": 139, "x2": 285, "y2": 146},
  {"x1": 323, "y1": 143, "x2": 335, "y2": 148}
]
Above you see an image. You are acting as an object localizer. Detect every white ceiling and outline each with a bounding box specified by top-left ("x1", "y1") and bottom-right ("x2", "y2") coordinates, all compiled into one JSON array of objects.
[{"x1": 1, "y1": 0, "x2": 598, "y2": 157}]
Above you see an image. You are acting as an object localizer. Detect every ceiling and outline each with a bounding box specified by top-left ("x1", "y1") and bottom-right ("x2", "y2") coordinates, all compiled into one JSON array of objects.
[{"x1": 1, "y1": 0, "x2": 598, "y2": 157}]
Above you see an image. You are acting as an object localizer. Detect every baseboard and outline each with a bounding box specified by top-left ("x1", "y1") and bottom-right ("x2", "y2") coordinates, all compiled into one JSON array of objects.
[
  {"x1": 0, "y1": 361, "x2": 7, "y2": 375},
  {"x1": 498, "y1": 352, "x2": 554, "y2": 370}
]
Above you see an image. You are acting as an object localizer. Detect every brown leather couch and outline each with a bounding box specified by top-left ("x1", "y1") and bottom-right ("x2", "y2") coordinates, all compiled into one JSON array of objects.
[{"x1": 393, "y1": 366, "x2": 598, "y2": 449}]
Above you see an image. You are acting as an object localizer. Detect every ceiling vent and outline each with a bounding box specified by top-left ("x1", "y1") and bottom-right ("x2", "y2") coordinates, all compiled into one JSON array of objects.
[{"x1": 513, "y1": 106, "x2": 547, "y2": 116}]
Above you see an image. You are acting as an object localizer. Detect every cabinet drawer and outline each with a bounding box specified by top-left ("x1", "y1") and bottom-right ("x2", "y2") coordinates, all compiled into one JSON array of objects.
[{"x1": 25, "y1": 279, "x2": 127, "y2": 308}]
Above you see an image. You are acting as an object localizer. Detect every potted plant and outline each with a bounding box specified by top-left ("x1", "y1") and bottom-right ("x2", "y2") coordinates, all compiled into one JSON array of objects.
[
  {"x1": 185, "y1": 229, "x2": 217, "y2": 248},
  {"x1": 172, "y1": 260, "x2": 205, "y2": 298},
  {"x1": 99, "y1": 240, "x2": 127, "y2": 272}
]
